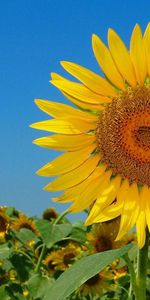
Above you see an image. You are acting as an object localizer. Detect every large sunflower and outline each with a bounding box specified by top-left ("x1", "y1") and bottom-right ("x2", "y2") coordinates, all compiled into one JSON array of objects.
[{"x1": 31, "y1": 23, "x2": 150, "y2": 248}]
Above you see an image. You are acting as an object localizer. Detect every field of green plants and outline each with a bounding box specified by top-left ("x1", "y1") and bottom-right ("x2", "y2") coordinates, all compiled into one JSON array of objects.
[{"x1": 0, "y1": 206, "x2": 145, "y2": 300}]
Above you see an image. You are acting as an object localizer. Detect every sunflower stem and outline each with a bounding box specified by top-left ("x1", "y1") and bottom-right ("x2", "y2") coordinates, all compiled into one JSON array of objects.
[
  {"x1": 136, "y1": 228, "x2": 149, "y2": 300},
  {"x1": 53, "y1": 209, "x2": 69, "y2": 225},
  {"x1": 34, "y1": 244, "x2": 46, "y2": 273},
  {"x1": 123, "y1": 254, "x2": 137, "y2": 300}
]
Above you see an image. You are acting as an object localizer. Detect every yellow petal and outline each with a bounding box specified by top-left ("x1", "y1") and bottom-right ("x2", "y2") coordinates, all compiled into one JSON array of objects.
[
  {"x1": 145, "y1": 204, "x2": 150, "y2": 233},
  {"x1": 35, "y1": 99, "x2": 97, "y2": 121},
  {"x1": 37, "y1": 144, "x2": 96, "y2": 176},
  {"x1": 33, "y1": 133, "x2": 96, "y2": 151},
  {"x1": 30, "y1": 117, "x2": 96, "y2": 134},
  {"x1": 53, "y1": 166, "x2": 105, "y2": 203},
  {"x1": 44, "y1": 154, "x2": 100, "y2": 191},
  {"x1": 140, "y1": 186, "x2": 150, "y2": 232},
  {"x1": 108, "y1": 29, "x2": 136, "y2": 86},
  {"x1": 130, "y1": 24, "x2": 147, "y2": 84},
  {"x1": 117, "y1": 179, "x2": 129, "y2": 203},
  {"x1": 86, "y1": 175, "x2": 121, "y2": 224},
  {"x1": 63, "y1": 91, "x2": 104, "y2": 111},
  {"x1": 136, "y1": 213, "x2": 146, "y2": 249},
  {"x1": 51, "y1": 77, "x2": 112, "y2": 104},
  {"x1": 60, "y1": 61, "x2": 117, "y2": 97},
  {"x1": 92, "y1": 34, "x2": 125, "y2": 90},
  {"x1": 51, "y1": 73, "x2": 104, "y2": 111},
  {"x1": 93, "y1": 200, "x2": 123, "y2": 223},
  {"x1": 96, "y1": 175, "x2": 121, "y2": 208},
  {"x1": 116, "y1": 183, "x2": 140, "y2": 240},
  {"x1": 144, "y1": 22, "x2": 150, "y2": 76},
  {"x1": 70, "y1": 166, "x2": 107, "y2": 212}
]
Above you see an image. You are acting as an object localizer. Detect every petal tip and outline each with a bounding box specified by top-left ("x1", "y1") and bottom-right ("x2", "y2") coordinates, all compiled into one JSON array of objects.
[
  {"x1": 108, "y1": 28, "x2": 114, "y2": 35},
  {"x1": 60, "y1": 60, "x2": 67, "y2": 67},
  {"x1": 34, "y1": 99, "x2": 42, "y2": 107},
  {"x1": 92, "y1": 33, "x2": 97, "y2": 40},
  {"x1": 32, "y1": 138, "x2": 38, "y2": 145}
]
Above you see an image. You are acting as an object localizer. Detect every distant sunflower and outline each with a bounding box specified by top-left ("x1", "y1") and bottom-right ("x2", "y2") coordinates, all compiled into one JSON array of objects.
[
  {"x1": 0, "y1": 213, "x2": 9, "y2": 240},
  {"x1": 79, "y1": 270, "x2": 113, "y2": 296},
  {"x1": 44, "y1": 242, "x2": 82, "y2": 273},
  {"x1": 0, "y1": 206, "x2": 7, "y2": 213},
  {"x1": 87, "y1": 218, "x2": 136, "y2": 253},
  {"x1": 11, "y1": 214, "x2": 39, "y2": 235},
  {"x1": 42, "y1": 207, "x2": 58, "y2": 221},
  {"x1": 87, "y1": 218, "x2": 123, "y2": 252},
  {"x1": 31, "y1": 23, "x2": 150, "y2": 248},
  {"x1": 113, "y1": 266, "x2": 128, "y2": 281}
]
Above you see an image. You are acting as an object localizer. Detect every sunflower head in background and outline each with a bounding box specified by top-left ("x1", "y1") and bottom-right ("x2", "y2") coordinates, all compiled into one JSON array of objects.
[
  {"x1": 87, "y1": 218, "x2": 136, "y2": 253},
  {"x1": 31, "y1": 23, "x2": 150, "y2": 248},
  {"x1": 44, "y1": 242, "x2": 82, "y2": 274},
  {"x1": 11, "y1": 214, "x2": 39, "y2": 235},
  {"x1": 0, "y1": 213, "x2": 9, "y2": 241},
  {"x1": 87, "y1": 218, "x2": 122, "y2": 252},
  {"x1": 78, "y1": 269, "x2": 114, "y2": 297},
  {"x1": 42, "y1": 207, "x2": 58, "y2": 221}
]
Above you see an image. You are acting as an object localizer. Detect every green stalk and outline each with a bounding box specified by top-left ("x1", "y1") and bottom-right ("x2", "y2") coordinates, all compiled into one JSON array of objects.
[
  {"x1": 136, "y1": 229, "x2": 149, "y2": 300},
  {"x1": 34, "y1": 244, "x2": 46, "y2": 273},
  {"x1": 53, "y1": 209, "x2": 69, "y2": 225},
  {"x1": 123, "y1": 254, "x2": 137, "y2": 300}
]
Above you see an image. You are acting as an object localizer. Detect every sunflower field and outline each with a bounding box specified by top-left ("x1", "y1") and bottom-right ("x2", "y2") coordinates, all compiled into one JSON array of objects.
[{"x1": 0, "y1": 205, "x2": 148, "y2": 300}]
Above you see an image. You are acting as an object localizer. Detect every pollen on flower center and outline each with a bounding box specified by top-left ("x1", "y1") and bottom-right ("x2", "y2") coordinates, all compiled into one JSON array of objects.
[
  {"x1": 96, "y1": 85, "x2": 150, "y2": 187},
  {"x1": 135, "y1": 126, "x2": 150, "y2": 148}
]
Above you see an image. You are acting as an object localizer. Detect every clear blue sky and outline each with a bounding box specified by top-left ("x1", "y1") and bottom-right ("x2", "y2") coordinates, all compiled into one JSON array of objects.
[{"x1": 0, "y1": 0, "x2": 149, "y2": 218}]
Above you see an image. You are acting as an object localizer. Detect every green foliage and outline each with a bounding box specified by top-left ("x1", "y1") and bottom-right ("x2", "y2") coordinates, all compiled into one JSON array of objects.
[
  {"x1": 35, "y1": 220, "x2": 72, "y2": 247},
  {"x1": 44, "y1": 244, "x2": 132, "y2": 300},
  {"x1": 0, "y1": 286, "x2": 10, "y2": 300},
  {"x1": 0, "y1": 206, "x2": 136, "y2": 300},
  {"x1": 0, "y1": 244, "x2": 12, "y2": 259},
  {"x1": 27, "y1": 274, "x2": 54, "y2": 299}
]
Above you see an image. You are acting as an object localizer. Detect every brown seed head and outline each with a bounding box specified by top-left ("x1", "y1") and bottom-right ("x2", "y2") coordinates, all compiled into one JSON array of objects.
[{"x1": 96, "y1": 86, "x2": 150, "y2": 186}]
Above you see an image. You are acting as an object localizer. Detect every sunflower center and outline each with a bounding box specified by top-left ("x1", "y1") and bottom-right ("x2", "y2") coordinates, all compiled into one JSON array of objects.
[
  {"x1": 96, "y1": 86, "x2": 150, "y2": 187},
  {"x1": 86, "y1": 274, "x2": 100, "y2": 286},
  {"x1": 95, "y1": 236, "x2": 112, "y2": 252},
  {"x1": 0, "y1": 216, "x2": 7, "y2": 232},
  {"x1": 63, "y1": 253, "x2": 75, "y2": 265},
  {"x1": 135, "y1": 126, "x2": 150, "y2": 147}
]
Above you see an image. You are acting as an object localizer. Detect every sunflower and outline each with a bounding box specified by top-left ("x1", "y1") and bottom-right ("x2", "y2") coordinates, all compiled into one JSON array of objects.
[
  {"x1": 44, "y1": 242, "x2": 82, "y2": 273},
  {"x1": 11, "y1": 214, "x2": 39, "y2": 235},
  {"x1": 78, "y1": 269, "x2": 114, "y2": 296},
  {"x1": 31, "y1": 23, "x2": 150, "y2": 248},
  {"x1": 0, "y1": 213, "x2": 9, "y2": 240},
  {"x1": 87, "y1": 218, "x2": 136, "y2": 253},
  {"x1": 42, "y1": 207, "x2": 58, "y2": 221},
  {"x1": 113, "y1": 266, "x2": 128, "y2": 281},
  {"x1": 0, "y1": 206, "x2": 7, "y2": 213},
  {"x1": 87, "y1": 218, "x2": 123, "y2": 252}
]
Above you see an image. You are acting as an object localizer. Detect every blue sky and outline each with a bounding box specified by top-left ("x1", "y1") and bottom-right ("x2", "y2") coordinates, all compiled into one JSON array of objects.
[{"x1": 0, "y1": 0, "x2": 150, "y2": 219}]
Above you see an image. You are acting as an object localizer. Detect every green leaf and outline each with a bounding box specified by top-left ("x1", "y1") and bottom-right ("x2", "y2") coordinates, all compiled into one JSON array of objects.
[
  {"x1": 10, "y1": 254, "x2": 32, "y2": 282},
  {"x1": 5, "y1": 283, "x2": 23, "y2": 299},
  {"x1": 0, "y1": 244, "x2": 12, "y2": 260},
  {"x1": 15, "y1": 228, "x2": 39, "y2": 244},
  {"x1": 0, "y1": 286, "x2": 10, "y2": 300},
  {"x1": 1, "y1": 260, "x2": 13, "y2": 272},
  {"x1": 14, "y1": 293, "x2": 27, "y2": 300},
  {"x1": 68, "y1": 224, "x2": 86, "y2": 243},
  {"x1": 36, "y1": 220, "x2": 72, "y2": 247},
  {"x1": 43, "y1": 244, "x2": 132, "y2": 300},
  {"x1": 5, "y1": 207, "x2": 18, "y2": 217},
  {"x1": 117, "y1": 243, "x2": 137, "y2": 268},
  {"x1": 27, "y1": 273, "x2": 54, "y2": 299}
]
